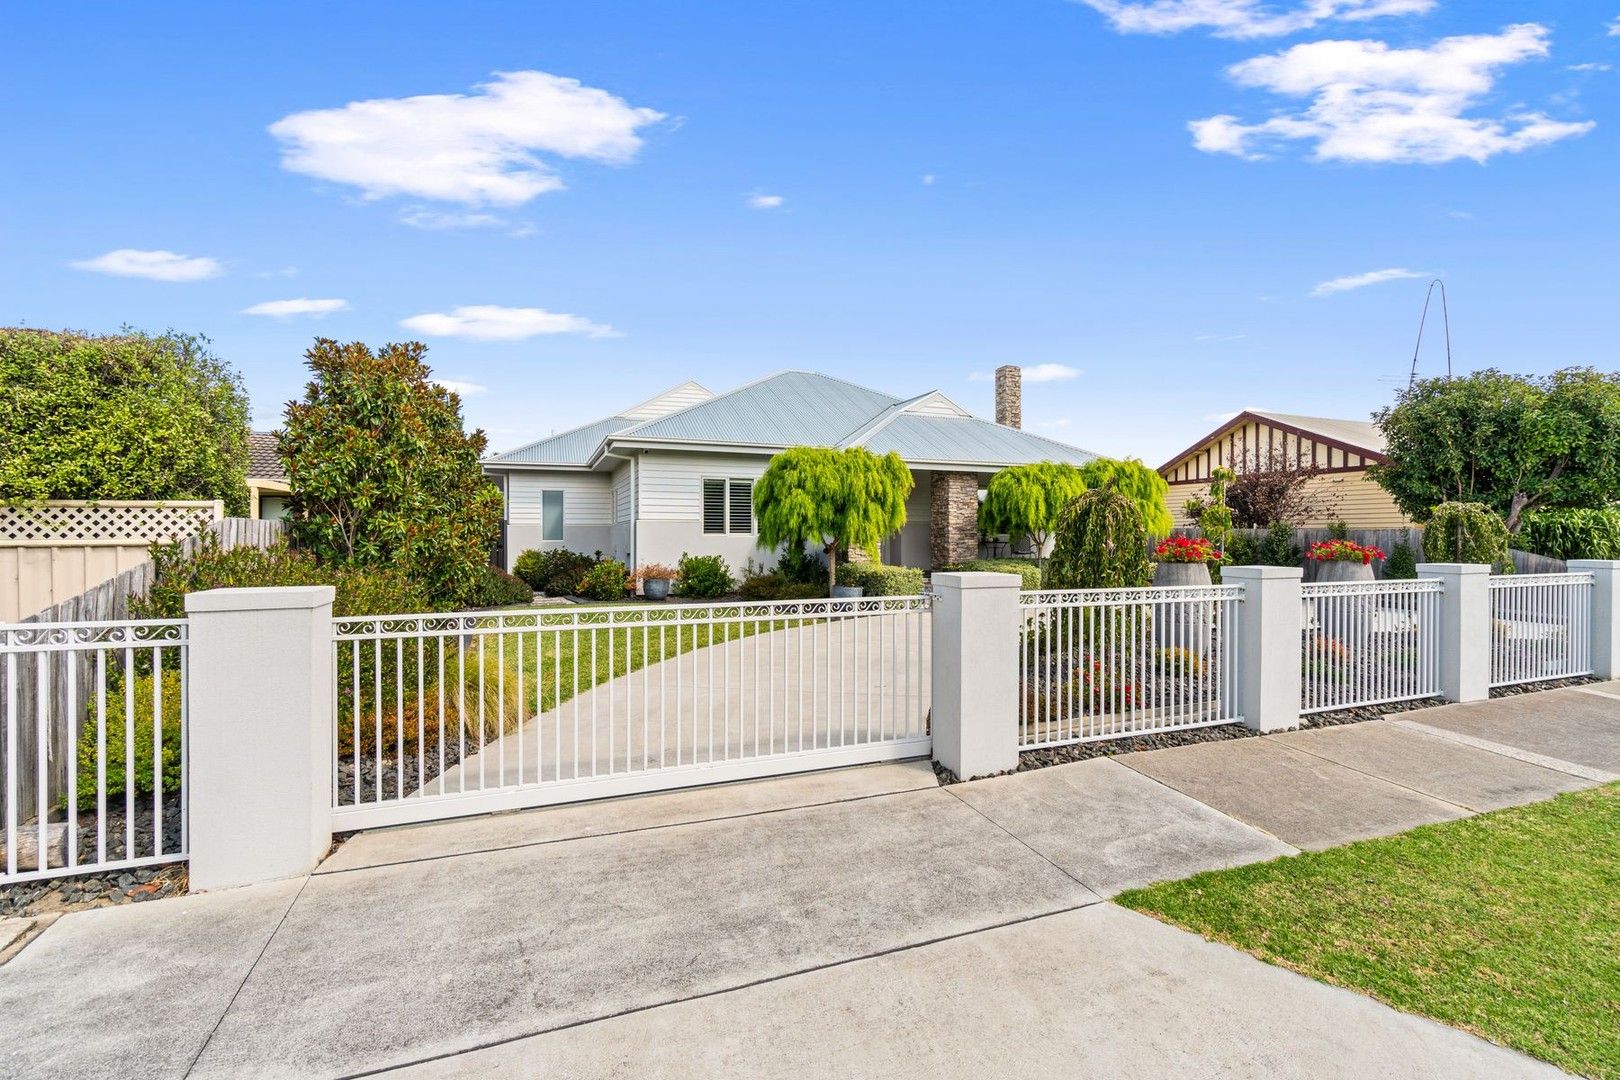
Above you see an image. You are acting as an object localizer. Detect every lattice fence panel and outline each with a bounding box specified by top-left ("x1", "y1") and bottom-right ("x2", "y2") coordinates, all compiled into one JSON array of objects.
[{"x1": 0, "y1": 501, "x2": 221, "y2": 543}]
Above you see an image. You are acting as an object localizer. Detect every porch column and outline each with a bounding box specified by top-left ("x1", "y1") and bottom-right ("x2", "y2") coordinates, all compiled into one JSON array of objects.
[{"x1": 930, "y1": 472, "x2": 979, "y2": 569}]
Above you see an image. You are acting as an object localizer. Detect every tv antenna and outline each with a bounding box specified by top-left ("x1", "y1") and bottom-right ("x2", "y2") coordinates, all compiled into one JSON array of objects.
[{"x1": 1407, "y1": 278, "x2": 1452, "y2": 388}]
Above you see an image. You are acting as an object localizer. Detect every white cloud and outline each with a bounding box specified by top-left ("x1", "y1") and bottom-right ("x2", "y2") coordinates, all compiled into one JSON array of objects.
[
  {"x1": 1609, "y1": 16, "x2": 1620, "y2": 36},
  {"x1": 241, "y1": 297, "x2": 349, "y2": 317},
  {"x1": 921, "y1": 173, "x2": 937, "y2": 185},
  {"x1": 1023, "y1": 363, "x2": 1082, "y2": 382},
  {"x1": 747, "y1": 193, "x2": 785, "y2": 209},
  {"x1": 270, "y1": 70, "x2": 664, "y2": 207},
  {"x1": 399, "y1": 207, "x2": 508, "y2": 230},
  {"x1": 1078, "y1": 0, "x2": 1433, "y2": 39},
  {"x1": 400, "y1": 305, "x2": 617, "y2": 341},
  {"x1": 1567, "y1": 62, "x2": 1612, "y2": 72},
  {"x1": 1191, "y1": 24, "x2": 1595, "y2": 164},
  {"x1": 1311, "y1": 267, "x2": 1425, "y2": 296},
  {"x1": 1033, "y1": 417, "x2": 1073, "y2": 430},
  {"x1": 434, "y1": 379, "x2": 488, "y2": 397},
  {"x1": 70, "y1": 249, "x2": 222, "y2": 282}
]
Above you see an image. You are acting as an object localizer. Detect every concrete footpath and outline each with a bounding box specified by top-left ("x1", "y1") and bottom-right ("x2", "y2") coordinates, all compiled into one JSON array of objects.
[{"x1": 3, "y1": 686, "x2": 1613, "y2": 1078}]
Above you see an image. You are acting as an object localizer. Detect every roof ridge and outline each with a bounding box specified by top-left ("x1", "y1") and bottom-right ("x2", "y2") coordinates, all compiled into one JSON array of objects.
[{"x1": 614, "y1": 369, "x2": 899, "y2": 439}]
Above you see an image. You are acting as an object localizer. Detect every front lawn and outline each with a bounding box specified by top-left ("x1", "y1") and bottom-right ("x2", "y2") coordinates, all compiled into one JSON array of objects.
[{"x1": 1118, "y1": 784, "x2": 1620, "y2": 1079}]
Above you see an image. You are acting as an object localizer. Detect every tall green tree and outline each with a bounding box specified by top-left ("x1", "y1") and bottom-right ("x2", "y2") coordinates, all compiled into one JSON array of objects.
[
  {"x1": 0, "y1": 327, "x2": 249, "y2": 512},
  {"x1": 1371, "y1": 368, "x2": 1620, "y2": 530},
  {"x1": 753, "y1": 446, "x2": 912, "y2": 595},
  {"x1": 281, "y1": 339, "x2": 502, "y2": 606},
  {"x1": 978, "y1": 462, "x2": 1086, "y2": 564},
  {"x1": 1079, "y1": 457, "x2": 1173, "y2": 538}
]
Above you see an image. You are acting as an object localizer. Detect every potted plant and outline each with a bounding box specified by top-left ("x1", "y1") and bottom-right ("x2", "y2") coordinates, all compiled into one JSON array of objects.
[
  {"x1": 832, "y1": 562, "x2": 865, "y2": 598},
  {"x1": 1150, "y1": 535, "x2": 1221, "y2": 587},
  {"x1": 1306, "y1": 539, "x2": 1385, "y2": 583},
  {"x1": 635, "y1": 563, "x2": 678, "y2": 601}
]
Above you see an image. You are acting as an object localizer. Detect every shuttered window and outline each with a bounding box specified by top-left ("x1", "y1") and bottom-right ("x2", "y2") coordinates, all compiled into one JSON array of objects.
[
  {"x1": 728, "y1": 479, "x2": 753, "y2": 534},
  {"x1": 702, "y1": 479, "x2": 727, "y2": 533},
  {"x1": 702, "y1": 478, "x2": 754, "y2": 534}
]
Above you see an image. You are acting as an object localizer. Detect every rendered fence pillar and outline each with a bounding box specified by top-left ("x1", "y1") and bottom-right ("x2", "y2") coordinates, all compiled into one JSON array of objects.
[
  {"x1": 185, "y1": 586, "x2": 335, "y2": 891},
  {"x1": 1416, "y1": 563, "x2": 1491, "y2": 703},
  {"x1": 1224, "y1": 565, "x2": 1302, "y2": 733},
  {"x1": 931, "y1": 572, "x2": 1021, "y2": 779},
  {"x1": 1568, "y1": 560, "x2": 1620, "y2": 679}
]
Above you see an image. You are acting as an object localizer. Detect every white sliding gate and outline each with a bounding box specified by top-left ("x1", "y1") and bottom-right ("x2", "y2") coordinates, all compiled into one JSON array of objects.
[{"x1": 330, "y1": 596, "x2": 933, "y2": 830}]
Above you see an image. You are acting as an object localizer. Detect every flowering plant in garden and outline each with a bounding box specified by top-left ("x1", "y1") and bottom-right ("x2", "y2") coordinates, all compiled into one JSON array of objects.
[
  {"x1": 1152, "y1": 536, "x2": 1222, "y2": 564},
  {"x1": 1306, "y1": 539, "x2": 1385, "y2": 565}
]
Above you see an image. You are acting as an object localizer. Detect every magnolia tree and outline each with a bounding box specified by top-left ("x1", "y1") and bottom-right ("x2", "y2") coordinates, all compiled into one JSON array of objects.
[
  {"x1": 1079, "y1": 457, "x2": 1173, "y2": 538},
  {"x1": 978, "y1": 462, "x2": 1086, "y2": 563},
  {"x1": 281, "y1": 339, "x2": 503, "y2": 606},
  {"x1": 753, "y1": 446, "x2": 912, "y2": 595}
]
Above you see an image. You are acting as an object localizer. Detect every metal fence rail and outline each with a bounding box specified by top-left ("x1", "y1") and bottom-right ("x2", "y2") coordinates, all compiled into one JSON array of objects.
[
  {"x1": 330, "y1": 596, "x2": 933, "y2": 829},
  {"x1": 1018, "y1": 585, "x2": 1244, "y2": 749},
  {"x1": 1299, "y1": 578, "x2": 1444, "y2": 714},
  {"x1": 1, "y1": 619, "x2": 188, "y2": 884},
  {"x1": 1489, "y1": 572, "x2": 1594, "y2": 688}
]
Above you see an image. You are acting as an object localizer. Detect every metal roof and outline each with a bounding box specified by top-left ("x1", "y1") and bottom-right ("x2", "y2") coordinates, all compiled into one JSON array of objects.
[
  {"x1": 487, "y1": 416, "x2": 636, "y2": 466},
  {"x1": 862, "y1": 414, "x2": 1097, "y2": 466},
  {"x1": 619, "y1": 371, "x2": 899, "y2": 447},
  {"x1": 1247, "y1": 411, "x2": 1386, "y2": 454}
]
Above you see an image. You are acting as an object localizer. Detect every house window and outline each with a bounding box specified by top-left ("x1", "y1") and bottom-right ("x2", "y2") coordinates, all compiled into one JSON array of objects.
[
  {"x1": 541, "y1": 489, "x2": 565, "y2": 542},
  {"x1": 703, "y1": 478, "x2": 753, "y2": 534}
]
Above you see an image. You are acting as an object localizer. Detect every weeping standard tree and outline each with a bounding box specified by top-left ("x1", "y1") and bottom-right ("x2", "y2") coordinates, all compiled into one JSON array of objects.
[
  {"x1": 1046, "y1": 488, "x2": 1152, "y2": 590},
  {"x1": 1079, "y1": 457, "x2": 1173, "y2": 538},
  {"x1": 978, "y1": 462, "x2": 1087, "y2": 565},
  {"x1": 281, "y1": 338, "x2": 503, "y2": 607},
  {"x1": 753, "y1": 446, "x2": 912, "y2": 596}
]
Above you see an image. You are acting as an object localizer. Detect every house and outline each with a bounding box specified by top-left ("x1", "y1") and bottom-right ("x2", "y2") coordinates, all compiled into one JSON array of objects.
[
  {"x1": 482, "y1": 367, "x2": 1097, "y2": 575},
  {"x1": 245, "y1": 432, "x2": 292, "y2": 520},
  {"x1": 1159, "y1": 410, "x2": 1411, "y2": 529}
]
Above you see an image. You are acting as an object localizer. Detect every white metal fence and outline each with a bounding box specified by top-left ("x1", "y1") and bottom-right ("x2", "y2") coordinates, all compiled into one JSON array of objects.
[
  {"x1": 1, "y1": 619, "x2": 188, "y2": 883},
  {"x1": 1489, "y1": 572, "x2": 1594, "y2": 688},
  {"x1": 1300, "y1": 579, "x2": 1444, "y2": 714},
  {"x1": 1018, "y1": 586, "x2": 1244, "y2": 749},
  {"x1": 330, "y1": 596, "x2": 933, "y2": 829}
]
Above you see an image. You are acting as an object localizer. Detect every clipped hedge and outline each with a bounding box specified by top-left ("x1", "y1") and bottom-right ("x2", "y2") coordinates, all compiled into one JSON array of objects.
[
  {"x1": 1518, "y1": 508, "x2": 1620, "y2": 561},
  {"x1": 513, "y1": 548, "x2": 594, "y2": 595},
  {"x1": 738, "y1": 572, "x2": 825, "y2": 601},
  {"x1": 942, "y1": 559, "x2": 1042, "y2": 589},
  {"x1": 469, "y1": 565, "x2": 535, "y2": 607},
  {"x1": 674, "y1": 553, "x2": 734, "y2": 599},
  {"x1": 835, "y1": 562, "x2": 925, "y2": 596}
]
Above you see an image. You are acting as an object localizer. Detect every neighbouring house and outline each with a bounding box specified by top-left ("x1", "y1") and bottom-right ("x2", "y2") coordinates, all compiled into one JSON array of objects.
[
  {"x1": 482, "y1": 367, "x2": 1096, "y2": 575},
  {"x1": 1159, "y1": 410, "x2": 1411, "y2": 529},
  {"x1": 246, "y1": 431, "x2": 292, "y2": 520}
]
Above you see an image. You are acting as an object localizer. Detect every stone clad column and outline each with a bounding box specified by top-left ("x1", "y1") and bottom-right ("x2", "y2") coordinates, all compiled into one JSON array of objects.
[{"x1": 930, "y1": 472, "x2": 979, "y2": 569}]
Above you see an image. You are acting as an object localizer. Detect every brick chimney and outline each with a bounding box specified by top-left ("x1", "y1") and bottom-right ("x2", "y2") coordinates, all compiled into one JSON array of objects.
[{"x1": 994, "y1": 365, "x2": 1021, "y2": 428}]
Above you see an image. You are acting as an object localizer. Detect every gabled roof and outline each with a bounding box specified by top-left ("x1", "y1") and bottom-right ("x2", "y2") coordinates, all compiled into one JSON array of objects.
[
  {"x1": 487, "y1": 370, "x2": 1099, "y2": 470},
  {"x1": 246, "y1": 432, "x2": 286, "y2": 481},
  {"x1": 1158, "y1": 409, "x2": 1387, "y2": 475}
]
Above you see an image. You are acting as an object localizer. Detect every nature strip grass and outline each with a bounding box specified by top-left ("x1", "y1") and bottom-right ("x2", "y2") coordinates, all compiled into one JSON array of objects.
[{"x1": 1117, "y1": 784, "x2": 1620, "y2": 1079}]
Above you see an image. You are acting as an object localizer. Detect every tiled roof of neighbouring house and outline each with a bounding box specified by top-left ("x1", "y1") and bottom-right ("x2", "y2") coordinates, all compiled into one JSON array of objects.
[
  {"x1": 247, "y1": 431, "x2": 287, "y2": 481},
  {"x1": 485, "y1": 370, "x2": 1099, "y2": 469}
]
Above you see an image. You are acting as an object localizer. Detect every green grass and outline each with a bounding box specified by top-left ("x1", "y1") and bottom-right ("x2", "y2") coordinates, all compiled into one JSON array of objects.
[{"x1": 1117, "y1": 784, "x2": 1620, "y2": 1079}]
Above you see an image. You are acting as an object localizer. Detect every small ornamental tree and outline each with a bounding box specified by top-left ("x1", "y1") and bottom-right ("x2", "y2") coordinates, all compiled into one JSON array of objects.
[
  {"x1": 1422, "y1": 501, "x2": 1512, "y2": 572},
  {"x1": 0, "y1": 327, "x2": 250, "y2": 512},
  {"x1": 281, "y1": 339, "x2": 503, "y2": 606},
  {"x1": 1224, "y1": 448, "x2": 1342, "y2": 527},
  {"x1": 1045, "y1": 488, "x2": 1151, "y2": 590},
  {"x1": 978, "y1": 462, "x2": 1086, "y2": 564},
  {"x1": 1079, "y1": 457, "x2": 1173, "y2": 538},
  {"x1": 753, "y1": 446, "x2": 912, "y2": 596}
]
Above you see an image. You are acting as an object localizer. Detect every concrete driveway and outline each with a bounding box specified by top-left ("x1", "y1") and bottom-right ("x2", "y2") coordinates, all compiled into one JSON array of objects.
[{"x1": 5, "y1": 686, "x2": 1609, "y2": 1078}]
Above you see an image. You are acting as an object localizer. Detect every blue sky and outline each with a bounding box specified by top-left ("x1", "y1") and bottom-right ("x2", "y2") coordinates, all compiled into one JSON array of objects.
[{"x1": 3, "y1": 1, "x2": 1616, "y2": 465}]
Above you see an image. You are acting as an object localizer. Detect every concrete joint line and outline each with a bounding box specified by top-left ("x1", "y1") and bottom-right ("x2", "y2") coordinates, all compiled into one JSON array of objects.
[
  {"x1": 0, "y1": 913, "x2": 58, "y2": 966},
  {"x1": 1270, "y1": 737, "x2": 1480, "y2": 816},
  {"x1": 320, "y1": 781, "x2": 941, "y2": 878},
  {"x1": 942, "y1": 784, "x2": 1099, "y2": 894},
  {"x1": 1113, "y1": 756, "x2": 1297, "y2": 851},
  {"x1": 1390, "y1": 719, "x2": 1619, "y2": 784},
  {"x1": 1571, "y1": 686, "x2": 1620, "y2": 704},
  {"x1": 335, "y1": 901, "x2": 1101, "y2": 1080}
]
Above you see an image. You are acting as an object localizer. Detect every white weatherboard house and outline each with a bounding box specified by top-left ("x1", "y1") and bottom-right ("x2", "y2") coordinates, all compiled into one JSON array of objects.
[{"x1": 483, "y1": 368, "x2": 1097, "y2": 575}]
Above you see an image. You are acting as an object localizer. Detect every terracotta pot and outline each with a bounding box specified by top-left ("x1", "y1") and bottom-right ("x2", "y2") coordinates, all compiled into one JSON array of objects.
[
  {"x1": 1314, "y1": 560, "x2": 1374, "y2": 583},
  {"x1": 1152, "y1": 561, "x2": 1213, "y2": 588}
]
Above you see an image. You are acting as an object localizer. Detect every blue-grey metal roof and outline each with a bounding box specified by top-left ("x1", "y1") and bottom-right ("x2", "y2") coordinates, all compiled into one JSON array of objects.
[
  {"x1": 620, "y1": 371, "x2": 898, "y2": 447},
  {"x1": 861, "y1": 414, "x2": 1097, "y2": 466},
  {"x1": 487, "y1": 416, "x2": 634, "y2": 466}
]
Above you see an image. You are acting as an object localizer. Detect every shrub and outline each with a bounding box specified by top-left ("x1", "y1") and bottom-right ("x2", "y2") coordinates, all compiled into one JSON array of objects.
[
  {"x1": 1223, "y1": 532, "x2": 1258, "y2": 567},
  {"x1": 739, "y1": 572, "x2": 824, "y2": 601},
  {"x1": 74, "y1": 669, "x2": 182, "y2": 811},
  {"x1": 633, "y1": 562, "x2": 679, "y2": 584},
  {"x1": 1384, "y1": 541, "x2": 1419, "y2": 579},
  {"x1": 1257, "y1": 522, "x2": 1300, "y2": 567},
  {"x1": 1326, "y1": 520, "x2": 1351, "y2": 540},
  {"x1": 0, "y1": 328, "x2": 250, "y2": 512},
  {"x1": 775, "y1": 544, "x2": 825, "y2": 585},
  {"x1": 1046, "y1": 489, "x2": 1151, "y2": 590},
  {"x1": 512, "y1": 549, "x2": 547, "y2": 589},
  {"x1": 576, "y1": 559, "x2": 631, "y2": 601},
  {"x1": 468, "y1": 565, "x2": 534, "y2": 607},
  {"x1": 515, "y1": 549, "x2": 595, "y2": 595},
  {"x1": 1518, "y1": 508, "x2": 1620, "y2": 561},
  {"x1": 943, "y1": 558, "x2": 1043, "y2": 589},
  {"x1": 674, "y1": 553, "x2": 734, "y2": 598},
  {"x1": 835, "y1": 562, "x2": 924, "y2": 596},
  {"x1": 1423, "y1": 501, "x2": 1511, "y2": 572}
]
